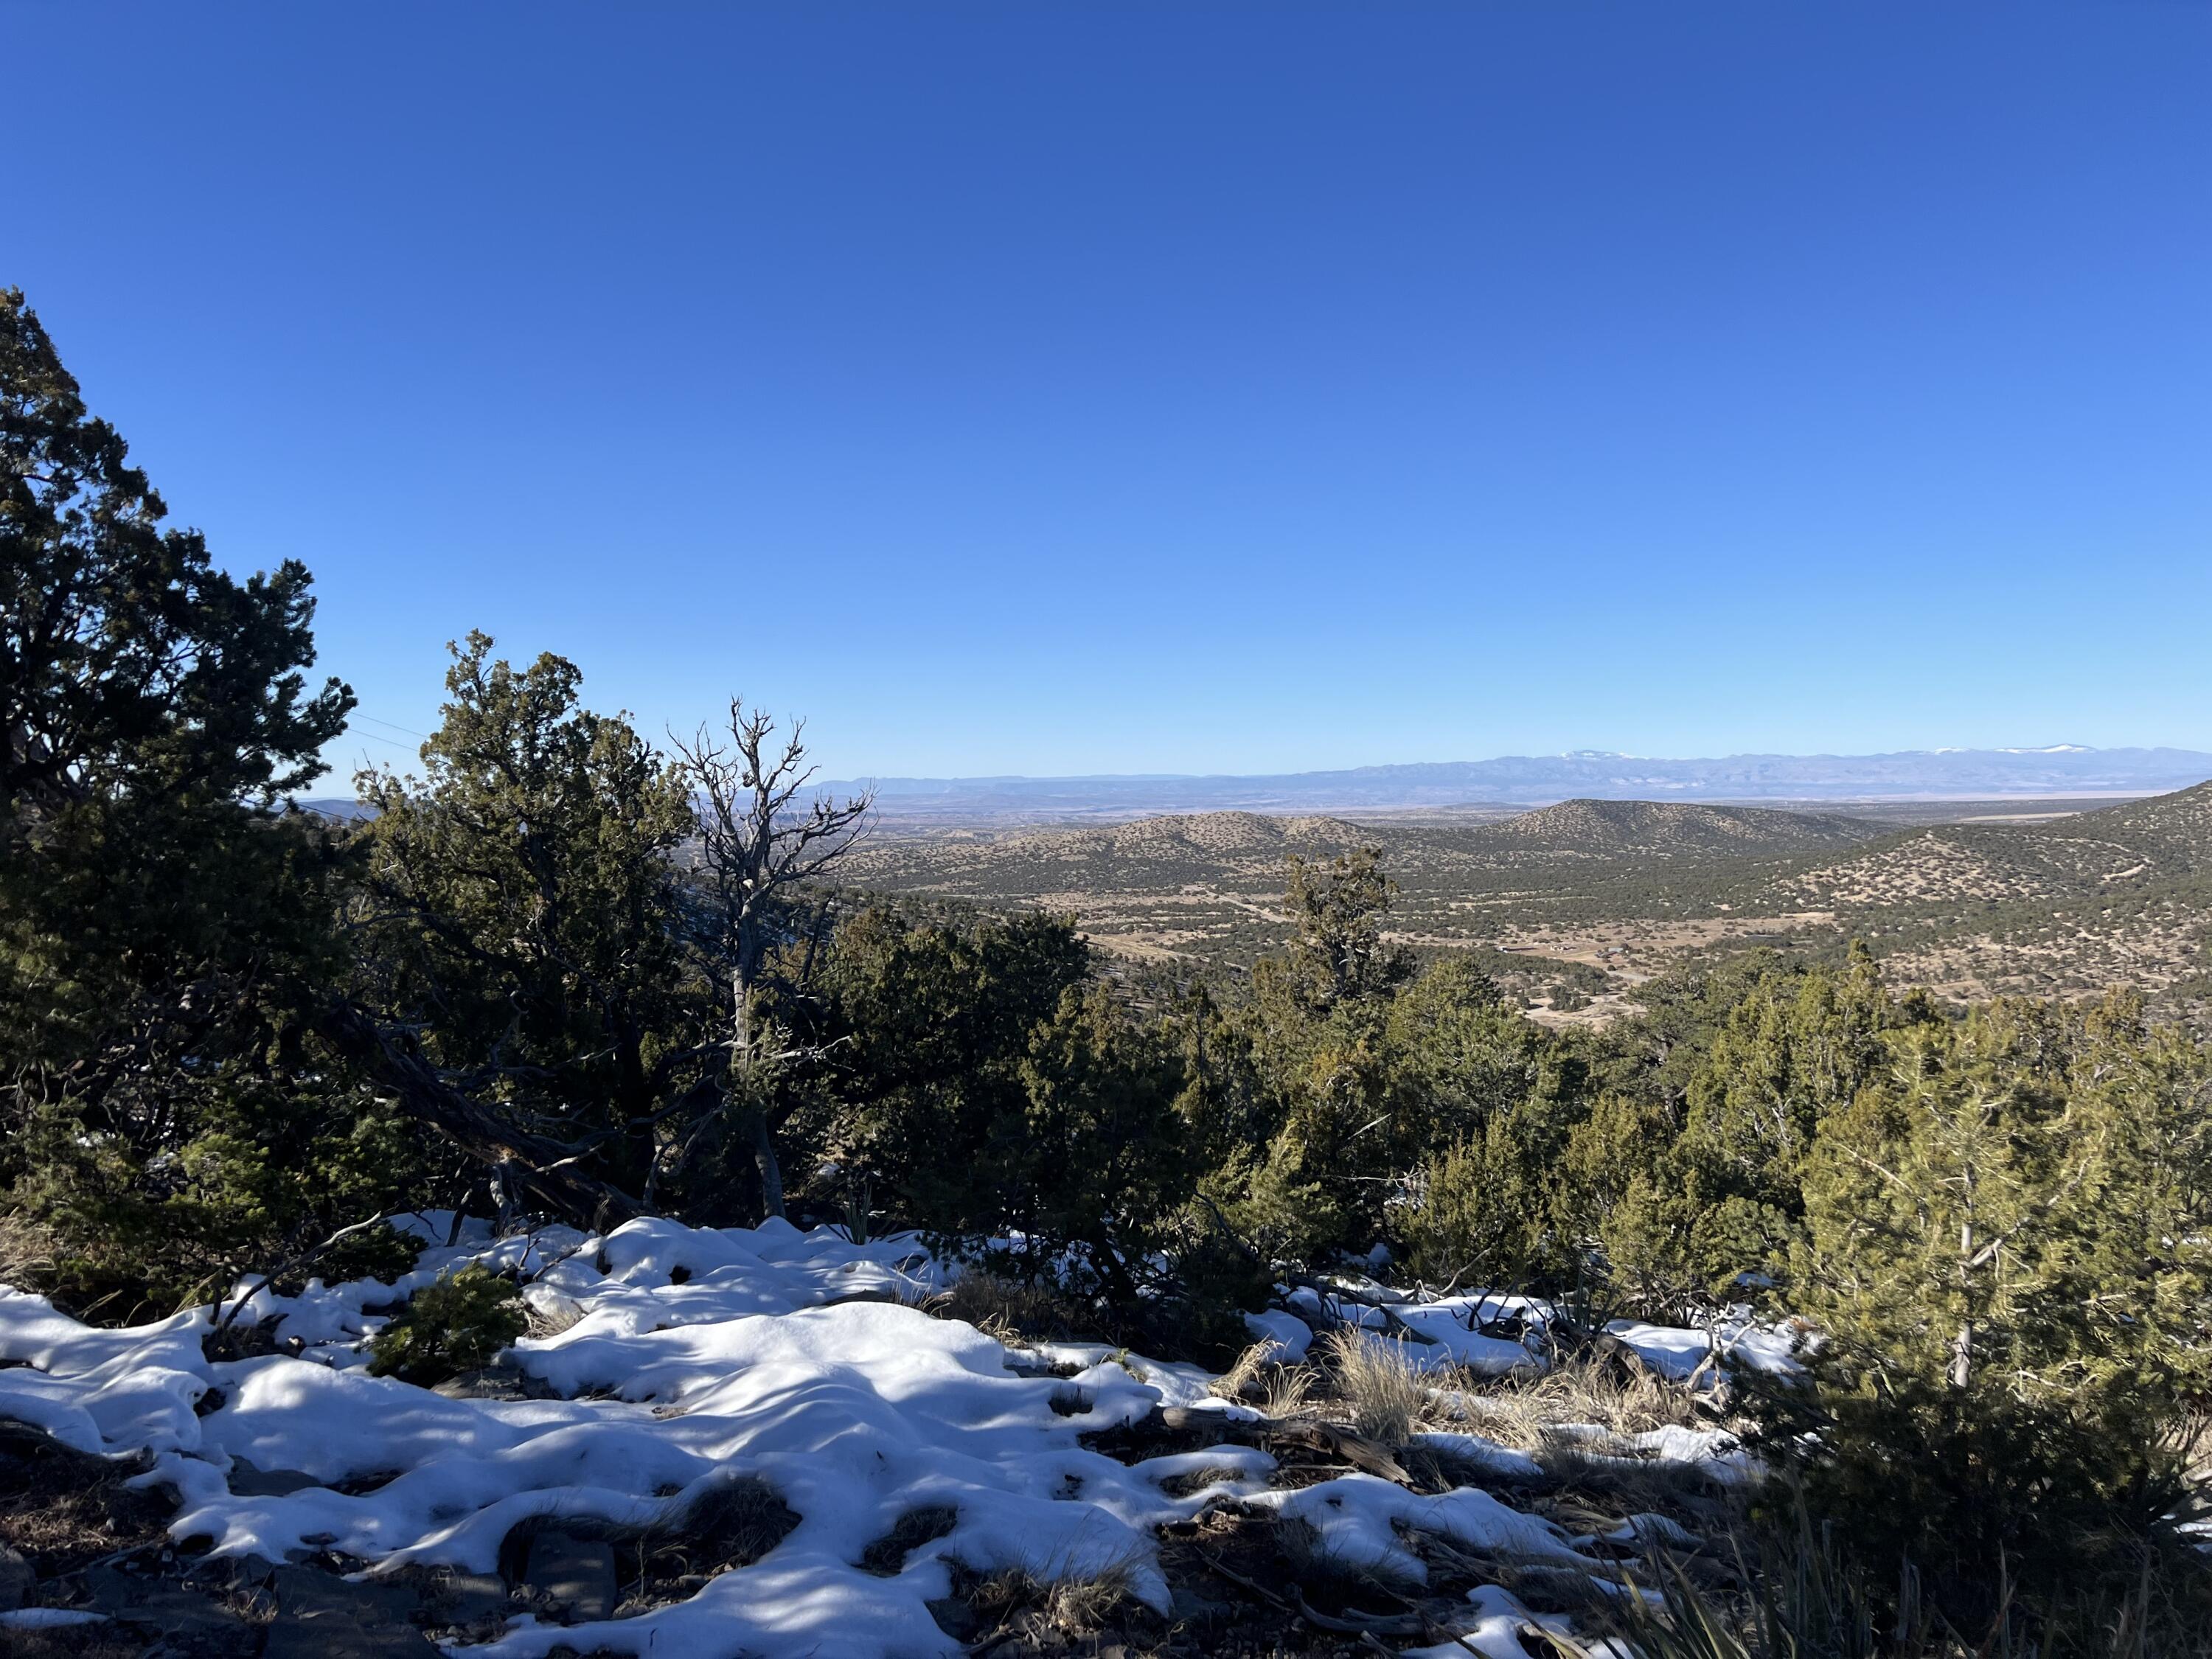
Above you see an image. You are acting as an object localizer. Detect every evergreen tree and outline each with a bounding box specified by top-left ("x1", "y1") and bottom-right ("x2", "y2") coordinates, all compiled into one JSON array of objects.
[
  {"x1": 1008, "y1": 984, "x2": 1192, "y2": 1300},
  {"x1": 0, "y1": 289, "x2": 414, "y2": 1315},
  {"x1": 350, "y1": 634, "x2": 700, "y2": 1216},
  {"x1": 1759, "y1": 991, "x2": 2212, "y2": 1625},
  {"x1": 1258, "y1": 847, "x2": 1416, "y2": 1015},
  {"x1": 1592, "y1": 947, "x2": 1913, "y2": 1316},
  {"x1": 1388, "y1": 959, "x2": 1594, "y2": 1290},
  {"x1": 796, "y1": 905, "x2": 1091, "y2": 1236}
]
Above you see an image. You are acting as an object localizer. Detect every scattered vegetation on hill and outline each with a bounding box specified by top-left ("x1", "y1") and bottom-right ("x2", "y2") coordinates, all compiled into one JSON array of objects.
[{"x1": 844, "y1": 785, "x2": 2212, "y2": 1023}]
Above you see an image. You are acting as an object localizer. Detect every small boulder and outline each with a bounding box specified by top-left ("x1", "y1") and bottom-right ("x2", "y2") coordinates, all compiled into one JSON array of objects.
[
  {"x1": 264, "y1": 1613, "x2": 443, "y2": 1658},
  {"x1": 102, "y1": 1584, "x2": 248, "y2": 1639},
  {"x1": 408, "y1": 1566, "x2": 509, "y2": 1625},
  {"x1": 432, "y1": 1360, "x2": 554, "y2": 1401},
  {"x1": 519, "y1": 1531, "x2": 617, "y2": 1623},
  {"x1": 272, "y1": 1563, "x2": 423, "y2": 1625},
  {"x1": 0, "y1": 1543, "x2": 34, "y2": 1611}
]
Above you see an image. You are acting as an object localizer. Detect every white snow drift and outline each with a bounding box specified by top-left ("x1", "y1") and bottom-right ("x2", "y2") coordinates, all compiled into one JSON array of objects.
[{"x1": 0, "y1": 1211, "x2": 1772, "y2": 1657}]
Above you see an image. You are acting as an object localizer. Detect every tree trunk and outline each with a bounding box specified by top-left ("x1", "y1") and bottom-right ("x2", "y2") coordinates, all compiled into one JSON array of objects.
[
  {"x1": 751, "y1": 1107, "x2": 786, "y2": 1221},
  {"x1": 322, "y1": 1001, "x2": 644, "y2": 1231},
  {"x1": 731, "y1": 965, "x2": 787, "y2": 1220}
]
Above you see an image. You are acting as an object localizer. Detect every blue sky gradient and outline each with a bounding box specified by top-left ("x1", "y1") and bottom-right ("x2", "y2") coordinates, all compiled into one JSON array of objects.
[{"x1": 9, "y1": 3, "x2": 2208, "y2": 782}]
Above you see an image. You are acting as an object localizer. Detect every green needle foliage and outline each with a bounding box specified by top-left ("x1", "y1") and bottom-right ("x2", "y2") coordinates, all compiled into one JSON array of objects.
[
  {"x1": 1752, "y1": 991, "x2": 2212, "y2": 1629},
  {"x1": 352, "y1": 633, "x2": 701, "y2": 1200},
  {"x1": 366, "y1": 1265, "x2": 529, "y2": 1386},
  {"x1": 1, "y1": 289, "x2": 423, "y2": 1317}
]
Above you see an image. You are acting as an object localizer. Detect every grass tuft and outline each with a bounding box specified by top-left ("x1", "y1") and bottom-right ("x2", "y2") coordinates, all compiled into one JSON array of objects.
[
  {"x1": 1449, "y1": 1347, "x2": 1700, "y2": 1452},
  {"x1": 1323, "y1": 1327, "x2": 1427, "y2": 1444}
]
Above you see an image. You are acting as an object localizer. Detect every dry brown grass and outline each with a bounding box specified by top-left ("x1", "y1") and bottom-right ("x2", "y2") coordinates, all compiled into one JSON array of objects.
[
  {"x1": 1445, "y1": 1349, "x2": 1700, "y2": 1453},
  {"x1": 1323, "y1": 1328, "x2": 1427, "y2": 1444},
  {"x1": 0, "y1": 1423, "x2": 171, "y2": 1578},
  {"x1": 858, "y1": 1505, "x2": 959, "y2": 1576},
  {"x1": 649, "y1": 1474, "x2": 799, "y2": 1571},
  {"x1": 521, "y1": 1290, "x2": 583, "y2": 1340},
  {"x1": 1212, "y1": 1338, "x2": 1321, "y2": 1420},
  {"x1": 499, "y1": 1472, "x2": 799, "y2": 1607},
  {"x1": 1276, "y1": 1512, "x2": 1425, "y2": 1595},
  {"x1": 936, "y1": 1272, "x2": 1079, "y2": 1344},
  {"x1": 0, "y1": 1209, "x2": 58, "y2": 1291},
  {"x1": 1259, "y1": 1361, "x2": 1319, "y2": 1422},
  {"x1": 1214, "y1": 1338, "x2": 1281, "y2": 1399},
  {"x1": 973, "y1": 1558, "x2": 1143, "y2": 1639}
]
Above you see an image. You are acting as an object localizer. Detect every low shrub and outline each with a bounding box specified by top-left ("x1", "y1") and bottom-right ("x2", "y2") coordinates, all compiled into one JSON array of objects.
[{"x1": 367, "y1": 1265, "x2": 527, "y2": 1385}]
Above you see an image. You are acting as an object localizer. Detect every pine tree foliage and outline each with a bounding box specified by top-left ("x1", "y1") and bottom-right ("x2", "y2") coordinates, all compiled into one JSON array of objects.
[
  {"x1": 1759, "y1": 991, "x2": 2212, "y2": 1619},
  {"x1": 351, "y1": 634, "x2": 702, "y2": 1207},
  {"x1": 0, "y1": 290, "x2": 418, "y2": 1316}
]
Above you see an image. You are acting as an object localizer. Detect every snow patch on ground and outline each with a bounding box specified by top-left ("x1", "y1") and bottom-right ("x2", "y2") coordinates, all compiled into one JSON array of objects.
[
  {"x1": 1606, "y1": 1314, "x2": 1801, "y2": 1380},
  {"x1": 1403, "y1": 1583, "x2": 1615, "y2": 1659},
  {"x1": 3, "y1": 1218, "x2": 1272, "y2": 1658},
  {"x1": 0, "y1": 1215, "x2": 1768, "y2": 1656},
  {"x1": 1248, "y1": 1472, "x2": 1596, "y2": 1585}
]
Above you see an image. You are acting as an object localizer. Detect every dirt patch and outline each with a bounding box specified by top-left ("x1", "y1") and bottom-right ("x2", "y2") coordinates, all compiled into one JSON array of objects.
[
  {"x1": 0, "y1": 1422, "x2": 173, "y2": 1579},
  {"x1": 858, "y1": 1504, "x2": 959, "y2": 1576}
]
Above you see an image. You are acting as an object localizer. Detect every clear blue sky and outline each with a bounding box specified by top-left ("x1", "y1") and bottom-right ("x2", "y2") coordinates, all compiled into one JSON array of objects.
[{"x1": 10, "y1": 3, "x2": 2208, "y2": 783}]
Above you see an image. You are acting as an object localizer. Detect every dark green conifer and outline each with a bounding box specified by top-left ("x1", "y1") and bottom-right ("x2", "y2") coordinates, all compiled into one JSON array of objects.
[{"x1": 0, "y1": 289, "x2": 414, "y2": 1315}]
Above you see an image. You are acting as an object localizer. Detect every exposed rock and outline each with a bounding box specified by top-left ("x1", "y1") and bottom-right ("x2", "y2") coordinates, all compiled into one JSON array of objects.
[
  {"x1": 227, "y1": 1460, "x2": 322, "y2": 1498},
  {"x1": 271, "y1": 1563, "x2": 422, "y2": 1625},
  {"x1": 0, "y1": 1543, "x2": 33, "y2": 1610},
  {"x1": 263, "y1": 1612, "x2": 443, "y2": 1658},
  {"x1": 401, "y1": 1565, "x2": 508, "y2": 1626},
  {"x1": 431, "y1": 1360, "x2": 556, "y2": 1401},
  {"x1": 519, "y1": 1531, "x2": 617, "y2": 1622},
  {"x1": 92, "y1": 1579, "x2": 248, "y2": 1639}
]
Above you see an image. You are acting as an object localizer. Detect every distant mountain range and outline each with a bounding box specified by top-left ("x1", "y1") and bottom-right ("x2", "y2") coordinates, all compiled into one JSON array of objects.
[{"x1": 823, "y1": 746, "x2": 2212, "y2": 821}]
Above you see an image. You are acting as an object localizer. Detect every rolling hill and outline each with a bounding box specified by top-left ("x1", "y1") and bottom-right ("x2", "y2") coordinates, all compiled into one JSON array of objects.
[
  {"x1": 841, "y1": 800, "x2": 1893, "y2": 1006},
  {"x1": 844, "y1": 786, "x2": 2212, "y2": 1022},
  {"x1": 1753, "y1": 782, "x2": 2212, "y2": 1005},
  {"x1": 1472, "y1": 798, "x2": 1881, "y2": 855}
]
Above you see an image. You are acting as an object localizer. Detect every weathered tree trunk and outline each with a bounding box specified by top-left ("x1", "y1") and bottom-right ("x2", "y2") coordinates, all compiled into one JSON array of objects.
[
  {"x1": 731, "y1": 967, "x2": 787, "y2": 1220},
  {"x1": 750, "y1": 1109, "x2": 786, "y2": 1220},
  {"x1": 323, "y1": 1001, "x2": 644, "y2": 1232}
]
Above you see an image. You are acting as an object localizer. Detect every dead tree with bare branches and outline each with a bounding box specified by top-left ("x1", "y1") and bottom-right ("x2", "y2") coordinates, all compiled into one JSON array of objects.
[{"x1": 670, "y1": 700, "x2": 871, "y2": 1217}]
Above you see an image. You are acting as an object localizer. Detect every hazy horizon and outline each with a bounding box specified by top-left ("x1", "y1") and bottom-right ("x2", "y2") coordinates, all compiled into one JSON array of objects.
[{"x1": 13, "y1": 4, "x2": 2208, "y2": 784}]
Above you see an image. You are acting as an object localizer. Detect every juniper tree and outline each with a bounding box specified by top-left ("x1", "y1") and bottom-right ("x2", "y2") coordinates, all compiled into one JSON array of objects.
[
  {"x1": 1197, "y1": 847, "x2": 1424, "y2": 1261},
  {"x1": 1390, "y1": 959, "x2": 1593, "y2": 1291},
  {"x1": 349, "y1": 636, "x2": 702, "y2": 1221},
  {"x1": 0, "y1": 288, "x2": 417, "y2": 1315},
  {"x1": 796, "y1": 905, "x2": 1091, "y2": 1237},
  {"x1": 1759, "y1": 991, "x2": 2212, "y2": 1624},
  {"x1": 1587, "y1": 946, "x2": 1915, "y2": 1316}
]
